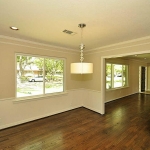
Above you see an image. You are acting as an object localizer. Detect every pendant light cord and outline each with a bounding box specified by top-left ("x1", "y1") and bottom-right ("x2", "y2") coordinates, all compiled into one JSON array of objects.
[{"x1": 80, "y1": 26, "x2": 85, "y2": 63}]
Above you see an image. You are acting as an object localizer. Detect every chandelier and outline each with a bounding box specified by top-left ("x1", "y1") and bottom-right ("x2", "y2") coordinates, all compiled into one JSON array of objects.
[{"x1": 71, "y1": 23, "x2": 93, "y2": 74}]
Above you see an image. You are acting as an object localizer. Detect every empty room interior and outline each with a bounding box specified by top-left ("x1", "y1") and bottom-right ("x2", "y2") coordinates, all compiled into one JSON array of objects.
[{"x1": 0, "y1": 0, "x2": 150, "y2": 149}]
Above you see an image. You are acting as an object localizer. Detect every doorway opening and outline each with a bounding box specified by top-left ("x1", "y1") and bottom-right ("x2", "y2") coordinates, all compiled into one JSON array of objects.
[{"x1": 139, "y1": 66, "x2": 147, "y2": 92}]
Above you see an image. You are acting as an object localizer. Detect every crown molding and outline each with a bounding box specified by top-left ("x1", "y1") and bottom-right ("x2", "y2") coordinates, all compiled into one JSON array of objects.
[
  {"x1": 85, "y1": 36, "x2": 150, "y2": 54},
  {"x1": 87, "y1": 42, "x2": 150, "y2": 55},
  {"x1": 123, "y1": 58, "x2": 150, "y2": 63},
  {"x1": 0, "y1": 35, "x2": 79, "y2": 54},
  {"x1": 1, "y1": 35, "x2": 150, "y2": 55}
]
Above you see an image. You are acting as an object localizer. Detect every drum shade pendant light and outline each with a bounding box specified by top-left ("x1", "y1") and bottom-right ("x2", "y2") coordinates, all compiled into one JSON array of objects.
[{"x1": 71, "y1": 24, "x2": 93, "y2": 74}]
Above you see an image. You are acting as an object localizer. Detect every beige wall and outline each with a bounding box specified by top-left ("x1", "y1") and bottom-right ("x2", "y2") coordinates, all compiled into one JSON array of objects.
[
  {"x1": 1, "y1": 36, "x2": 150, "y2": 99},
  {"x1": 0, "y1": 38, "x2": 83, "y2": 99},
  {"x1": 1, "y1": 36, "x2": 150, "y2": 129},
  {"x1": 0, "y1": 38, "x2": 150, "y2": 99},
  {"x1": 82, "y1": 54, "x2": 148, "y2": 102},
  {"x1": 84, "y1": 37, "x2": 150, "y2": 103},
  {"x1": 82, "y1": 54, "x2": 101, "y2": 90}
]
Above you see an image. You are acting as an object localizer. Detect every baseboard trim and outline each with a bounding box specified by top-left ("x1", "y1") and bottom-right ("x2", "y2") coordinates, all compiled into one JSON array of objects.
[
  {"x1": 0, "y1": 105, "x2": 82, "y2": 130},
  {"x1": 105, "y1": 92, "x2": 138, "y2": 103},
  {"x1": 84, "y1": 106, "x2": 101, "y2": 114}
]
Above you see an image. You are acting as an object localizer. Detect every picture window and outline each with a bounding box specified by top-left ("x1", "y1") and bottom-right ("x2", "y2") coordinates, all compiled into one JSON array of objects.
[{"x1": 16, "y1": 54, "x2": 65, "y2": 98}]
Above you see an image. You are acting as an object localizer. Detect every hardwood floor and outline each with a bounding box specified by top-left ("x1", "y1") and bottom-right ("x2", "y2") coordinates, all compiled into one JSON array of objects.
[{"x1": 0, "y1": 93, "x2": 150, "y2": 150}]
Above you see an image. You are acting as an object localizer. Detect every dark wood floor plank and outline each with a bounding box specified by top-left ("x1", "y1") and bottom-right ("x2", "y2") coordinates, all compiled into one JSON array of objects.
[{"x1": 1, "y1": 93, "x2": 150, "y2": 150}]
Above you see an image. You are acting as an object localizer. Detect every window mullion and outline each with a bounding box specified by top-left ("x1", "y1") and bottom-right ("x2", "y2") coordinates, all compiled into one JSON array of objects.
[{"x1": 126, "y1": 65, "x2": 128, "y2": 86}]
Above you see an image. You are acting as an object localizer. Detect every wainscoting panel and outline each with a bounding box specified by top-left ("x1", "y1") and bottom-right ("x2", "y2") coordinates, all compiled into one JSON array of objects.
[
  {"x1": 0, "y1": 89, "x2": 104, "y2": 130},
  {"x1": 0, "y1": 89, "x2": 83, "y2": 130},
  {"x1": 83, "y1": 89, "x2": 101, "y2": 114}
]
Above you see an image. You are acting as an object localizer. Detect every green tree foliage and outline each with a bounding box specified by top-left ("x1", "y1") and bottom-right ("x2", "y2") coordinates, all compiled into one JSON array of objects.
[
  {"x1": 35, "y1": 58, "x2": 64, "y2": 81},
  {"x1": 106, "y1": 63, "x2": 111, "y2": 76},
  {"x1": 17, "y1": 55, "x2": 33, "y2": 77},
  {"x1": 17, "y1": 55, "x2": 63, "y2": 82}
]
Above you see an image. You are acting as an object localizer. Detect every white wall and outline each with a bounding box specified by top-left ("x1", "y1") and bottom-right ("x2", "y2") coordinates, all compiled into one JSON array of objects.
[
  {"x1": 0, "y1": 89, "x2": 102, "y2": 130},
  {"x1": 0, "y1": 90, "x2": 83, "y2": 129},
  {"x1": 83, "y1": 89, "x2": 101, "y2": 113}
]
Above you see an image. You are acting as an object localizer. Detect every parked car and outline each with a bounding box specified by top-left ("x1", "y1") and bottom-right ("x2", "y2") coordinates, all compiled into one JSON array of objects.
[
  {"x1": 28, "y1": 76, "x2": 46, "y2": 82},
  {"x1": 116, "y1": 74, "x2": 122, "y2": 77}
]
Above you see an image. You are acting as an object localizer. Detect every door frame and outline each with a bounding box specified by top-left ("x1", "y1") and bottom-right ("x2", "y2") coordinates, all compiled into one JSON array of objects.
[
  {"x1": 101, "y1": 51, "x2": 150, "y2": 115},
  {"x1": 139, "y1": 66, "x2": 147, "y2": 92}
]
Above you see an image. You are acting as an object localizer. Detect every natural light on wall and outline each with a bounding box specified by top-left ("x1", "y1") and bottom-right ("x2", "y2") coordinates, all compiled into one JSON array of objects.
[{"x1": 71, "y1": 23, "x2": 93, "y2": 74}]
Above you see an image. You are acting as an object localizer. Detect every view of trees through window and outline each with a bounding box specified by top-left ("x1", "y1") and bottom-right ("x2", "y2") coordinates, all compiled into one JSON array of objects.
[
  {"x1": 16, "y1": 55, "x2": 64, "y2": 97},
  {"x1": 106, "y1": 63, "x2": 128, "y2": 89}
]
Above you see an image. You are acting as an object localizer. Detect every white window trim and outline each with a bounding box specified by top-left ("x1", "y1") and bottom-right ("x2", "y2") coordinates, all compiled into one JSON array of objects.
[
  {"x1": 106, "y1": 85, "x2": 129, "y2": 91},
  {"x1": 15, "y1": 53, "x2": 66, "y2": 100},
  {"x1": 106, "y1": 63, "x2": 129, "y2": 90},
  {"x1": 13, "y1": 91, "x2": 68, "y2": 103}
]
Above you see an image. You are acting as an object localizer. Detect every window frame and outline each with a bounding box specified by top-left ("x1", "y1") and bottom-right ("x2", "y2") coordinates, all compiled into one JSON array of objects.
[
  {"x1": 15, "y1": 53, "x2": 66, "y2": 100},
  {"x1": 106, "y1": 63, "x2": 129, "y2": 90}
]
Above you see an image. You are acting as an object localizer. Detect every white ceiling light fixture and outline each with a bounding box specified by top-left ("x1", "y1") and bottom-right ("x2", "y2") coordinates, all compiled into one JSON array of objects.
[{"x1": 71, "y1": 24, "x2": 93, "y2": 74}]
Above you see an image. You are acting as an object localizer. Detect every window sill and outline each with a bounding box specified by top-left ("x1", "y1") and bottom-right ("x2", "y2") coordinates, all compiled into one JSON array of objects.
[
  {"x1": 13, "y1": 91, "x2": 68, "y2": 103},
  {"x1": 106, "y1": 86, "x2": 129, "y2": 91}
]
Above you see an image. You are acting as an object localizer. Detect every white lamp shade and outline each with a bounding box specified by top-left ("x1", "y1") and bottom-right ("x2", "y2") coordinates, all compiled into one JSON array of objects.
[{"x1": 71, "y1": 62, "x2": 93, "y2": 74}]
